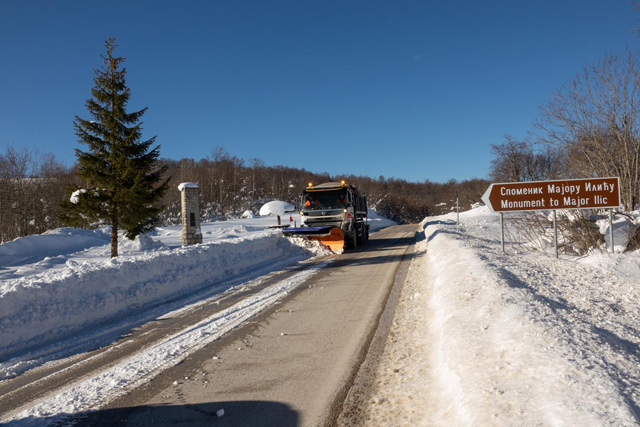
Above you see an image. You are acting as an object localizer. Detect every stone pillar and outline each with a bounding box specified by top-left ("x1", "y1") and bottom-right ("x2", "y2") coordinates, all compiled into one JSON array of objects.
[{"x1": 178, "y1": 182, "x2": 203, "y2": 245}]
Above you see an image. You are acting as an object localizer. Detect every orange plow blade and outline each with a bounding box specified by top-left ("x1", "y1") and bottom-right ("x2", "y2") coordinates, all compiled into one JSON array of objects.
[
  {"x1": 282, "y1": 226, "x2": 345, "y2": 252},
  {"x1": 307, "y1": 227, "x2": 345, "y2": 252}
]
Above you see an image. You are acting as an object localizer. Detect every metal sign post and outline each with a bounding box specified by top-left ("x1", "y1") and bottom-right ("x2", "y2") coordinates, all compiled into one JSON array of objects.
[
  {"x1": 609, "y1": 209, "x2": 614, "y2": 253},
  {"x1": 553, "y1": 210, "x2": 558, "y2": 259},
  {"x1": 500, "y1": 212, "x2": 505, "y2": 253}
]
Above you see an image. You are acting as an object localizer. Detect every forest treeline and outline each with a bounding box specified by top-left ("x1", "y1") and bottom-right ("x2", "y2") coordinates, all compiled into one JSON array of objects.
[
  {"x1": 159, "y1": 146, "x2": 487, "y2": 225},
  {"x1": 0, "y1": 144, "x2": 488, "y2": 243}
]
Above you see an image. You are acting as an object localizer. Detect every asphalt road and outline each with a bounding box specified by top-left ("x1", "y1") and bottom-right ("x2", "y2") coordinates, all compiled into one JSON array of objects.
[{"x1": 2, "y1": 224, "x2": 418, "y2": 427}]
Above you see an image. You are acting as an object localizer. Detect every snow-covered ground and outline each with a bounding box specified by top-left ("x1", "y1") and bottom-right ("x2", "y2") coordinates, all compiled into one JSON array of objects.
[
  {"x1": 0, "y1": 208, "x2": 395, "y2": 425},
  {"x1": 0, "y1": 209, "x2": 396, "y2": 379},
  {"x1": 363, "y1": 206, "x2": 640, "y2": 426},
  {"x1": 3, "y1": 204, "x2": 640, "y2": 426}
]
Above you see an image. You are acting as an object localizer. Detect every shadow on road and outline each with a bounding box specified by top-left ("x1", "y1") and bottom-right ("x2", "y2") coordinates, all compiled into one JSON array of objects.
[
  {"x1": 11, "y1": 400, "x2": 300, "y2": 427},
  {"x1": 360, "y1": 235, "x2": 417, "y2": 251},
  {"x1": 327, "y1": 232, "x2": 417, "y2": 268},
  {"x1": 330, "y1": 251, "x2": 417, "y2": 269}
]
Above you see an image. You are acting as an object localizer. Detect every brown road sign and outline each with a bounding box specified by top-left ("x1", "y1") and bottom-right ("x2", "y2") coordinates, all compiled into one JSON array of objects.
[{"x1": 481, "y1": 177, "x2": 621, "y2": 213}]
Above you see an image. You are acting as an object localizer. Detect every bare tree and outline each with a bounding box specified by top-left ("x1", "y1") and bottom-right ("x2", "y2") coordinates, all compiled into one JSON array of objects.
[
  {"x1": 490, "y1": 135, "x2": 562, "y2": 183},
  {"x1": 536, "y1": 48, "x2": 640, "y2": 210},
  {"x1": 0, "y1": 145, "x2": 70, "y2": 242},
  {"x1": 490, "y1": 135, "x2": 530, "y2": 182},
  {"x1": 249, "y1": 157, "x2": 265, "y2": 202},
  {"x1": 0, "y1": 146, "x2": 37, "y2": 239}
]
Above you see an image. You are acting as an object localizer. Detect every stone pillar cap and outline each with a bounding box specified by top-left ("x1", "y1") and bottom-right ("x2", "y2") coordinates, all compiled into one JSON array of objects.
[{"x1": 178, "y1": 182, "x2": 199, "y2": 191}]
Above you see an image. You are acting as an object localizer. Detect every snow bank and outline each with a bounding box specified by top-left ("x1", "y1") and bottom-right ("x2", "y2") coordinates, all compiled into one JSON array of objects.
[
  {"x1": 2, "y1": 259, "x2": 331, "y2": 425},
  {"x1": 0, "y1": 206, "x2": 397, "y2": 366},
  {"x1": 259, "y1": 200, "x2": 294, "y2": 217},
  {"x1": 0, "y1": 231, "x2": 312, "y2": 360},
  {"x1": 364, "y1": 205, "x2": 640, "y2": 425},
  {"x1": 418, "y1": 218, "x2": 623, "y2": 425},
  {"x1": 0, "y1": 227, "x2": 111, "y2": 268},
  {"x1": 367, "y1": 208, "x2": 397, "y2": 230},
  {"x1": 596, "y1": 212, "x2": 639, "y2": 253}
]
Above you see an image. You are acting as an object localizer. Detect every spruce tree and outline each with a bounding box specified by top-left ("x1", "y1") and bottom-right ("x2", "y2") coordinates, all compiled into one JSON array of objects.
[{"x1": 61, "y1": 38, "x2": 169, "y2": 257}]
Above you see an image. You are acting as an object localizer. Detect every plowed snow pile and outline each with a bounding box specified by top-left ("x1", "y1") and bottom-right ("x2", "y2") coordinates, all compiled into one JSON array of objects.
[
  {"x1": 0, "y1": 210, "x2": 395, "y2": 381},
  {"x1": 363, "y1": 206, "x2": 640, "y2": 426}
]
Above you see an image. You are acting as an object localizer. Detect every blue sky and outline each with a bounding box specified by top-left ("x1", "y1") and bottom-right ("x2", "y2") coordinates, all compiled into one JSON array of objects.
[{"x1": 1, "y1": 1, "x2": 637, "y2": 183}]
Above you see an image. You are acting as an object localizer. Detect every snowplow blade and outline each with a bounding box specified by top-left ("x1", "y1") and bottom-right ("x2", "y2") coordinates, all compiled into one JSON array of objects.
[{"x1": 282, "y1": 226, "x2": 345, "y2": 252}]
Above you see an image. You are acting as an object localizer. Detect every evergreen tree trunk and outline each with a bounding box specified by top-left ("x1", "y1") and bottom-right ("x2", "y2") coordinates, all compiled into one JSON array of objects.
[
  {"x1": 111, "y1": 223, "x2": 119, "y2": 258},
  {"x1": 111, "y1": 204, "x2": 119, "y2": 258}
]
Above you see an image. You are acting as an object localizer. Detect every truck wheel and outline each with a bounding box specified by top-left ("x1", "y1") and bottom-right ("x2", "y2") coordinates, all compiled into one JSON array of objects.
[{"x1": 350, "y1": 224, "x2": 357, "y2": 249}]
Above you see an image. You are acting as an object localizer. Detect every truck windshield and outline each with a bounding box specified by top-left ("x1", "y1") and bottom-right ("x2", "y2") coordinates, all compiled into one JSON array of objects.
[{"x1": 302, "y1": 189, "x2": 347, "y2": 210}]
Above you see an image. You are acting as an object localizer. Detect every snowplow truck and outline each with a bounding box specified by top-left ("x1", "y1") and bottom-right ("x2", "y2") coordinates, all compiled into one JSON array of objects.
[{"x1": 283, "y1": 181, "x2": 369, "y2": 252}]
